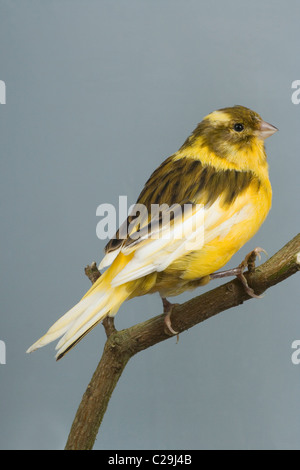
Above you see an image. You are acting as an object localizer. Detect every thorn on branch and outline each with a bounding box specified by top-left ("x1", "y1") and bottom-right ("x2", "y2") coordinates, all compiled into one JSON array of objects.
[{"x1": 85, "y1": 262, "x2": 101, "y2": 284}]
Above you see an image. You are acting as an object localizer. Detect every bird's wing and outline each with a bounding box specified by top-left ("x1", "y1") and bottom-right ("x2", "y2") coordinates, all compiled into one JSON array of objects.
[
  {"x1": 99, "y1": 156, "x2": 257, "y2": 284},
  {"x1": 110, "y1": 198, "x2": 254, "y2": 287}
]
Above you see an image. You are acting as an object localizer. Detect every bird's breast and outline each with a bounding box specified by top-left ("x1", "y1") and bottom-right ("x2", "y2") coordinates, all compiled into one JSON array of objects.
[{"x1": 165, "y1": 177, "x2": 272, "y2": 282}]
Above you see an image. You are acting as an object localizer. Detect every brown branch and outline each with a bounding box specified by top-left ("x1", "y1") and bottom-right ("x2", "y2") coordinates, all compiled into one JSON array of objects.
[
  {"x1": 84, "y1": 261, "x2": 101, "y2": 284},
  {"x1": 65, "y1": 233, "x2": 300, "y2": 450}
]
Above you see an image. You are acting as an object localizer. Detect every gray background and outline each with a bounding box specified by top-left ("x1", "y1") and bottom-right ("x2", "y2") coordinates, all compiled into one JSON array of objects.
[{"x1": 0, "y1": 0, "x2": 299, "y2": 450}]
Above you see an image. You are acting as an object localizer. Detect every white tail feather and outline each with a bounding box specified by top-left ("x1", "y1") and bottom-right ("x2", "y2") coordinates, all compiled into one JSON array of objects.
[
  {"x1": 55, "y1": 305, "x2": 109, "y2": 359},
  {"x1": 26, "y1": 291, "x2": 111, "y2": 357},
  {"x1": 56, "y1": 293, "x2": 108, "y2": 346}
]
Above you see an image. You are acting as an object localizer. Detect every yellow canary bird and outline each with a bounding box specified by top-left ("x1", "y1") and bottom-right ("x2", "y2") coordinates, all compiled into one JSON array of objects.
[{"x1": 27, "y1": 105, "x2": 277, "y2": 360}]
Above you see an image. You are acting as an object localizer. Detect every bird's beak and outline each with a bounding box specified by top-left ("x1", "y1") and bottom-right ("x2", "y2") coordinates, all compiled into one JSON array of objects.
[{"x1": 258, "y1": 120, "x2": 278, "y2": 140}]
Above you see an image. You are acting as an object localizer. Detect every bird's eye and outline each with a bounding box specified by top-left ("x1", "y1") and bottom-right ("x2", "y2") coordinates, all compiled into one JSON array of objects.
[{"x1": 233, "y1": 123, "x2": 244, "y2": 132}]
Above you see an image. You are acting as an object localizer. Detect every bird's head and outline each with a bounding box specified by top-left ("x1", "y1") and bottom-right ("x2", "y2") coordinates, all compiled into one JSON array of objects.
[
  {"x1": 204, "y1": 105, "x2": 278, "y2": 143},
  {"x1": 181, "y1": 105, "x2": 278, "y2": 171}
]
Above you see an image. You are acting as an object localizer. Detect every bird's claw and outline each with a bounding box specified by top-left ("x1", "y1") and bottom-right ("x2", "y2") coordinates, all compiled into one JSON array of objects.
[
  {"x1": 236, "y1": 272, "x2": 264, "y2": 299},
  {"x1": 239, "y1": 247, "x2": 268, "y2": 273},
  {"x1": 210, "y1": 246, "x2": 267, "y2": 298},
  {"x1": 161, "y1": 297, "x2": 179, "y2": 338}
]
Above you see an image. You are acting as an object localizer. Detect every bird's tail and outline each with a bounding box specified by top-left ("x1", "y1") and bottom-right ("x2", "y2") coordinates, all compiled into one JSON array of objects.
[{"x1": 26, "y1": 254, "x2": 134, "y2": 360}]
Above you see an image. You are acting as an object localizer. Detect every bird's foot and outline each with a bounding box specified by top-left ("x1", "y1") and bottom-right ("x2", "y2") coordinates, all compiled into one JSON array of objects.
[
  {"x1": 210, "y1": 247, "x2": 268, "y2": 299},
  {"x1": 161, "y1": 297, "x2": 179, "y2": 339}
]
